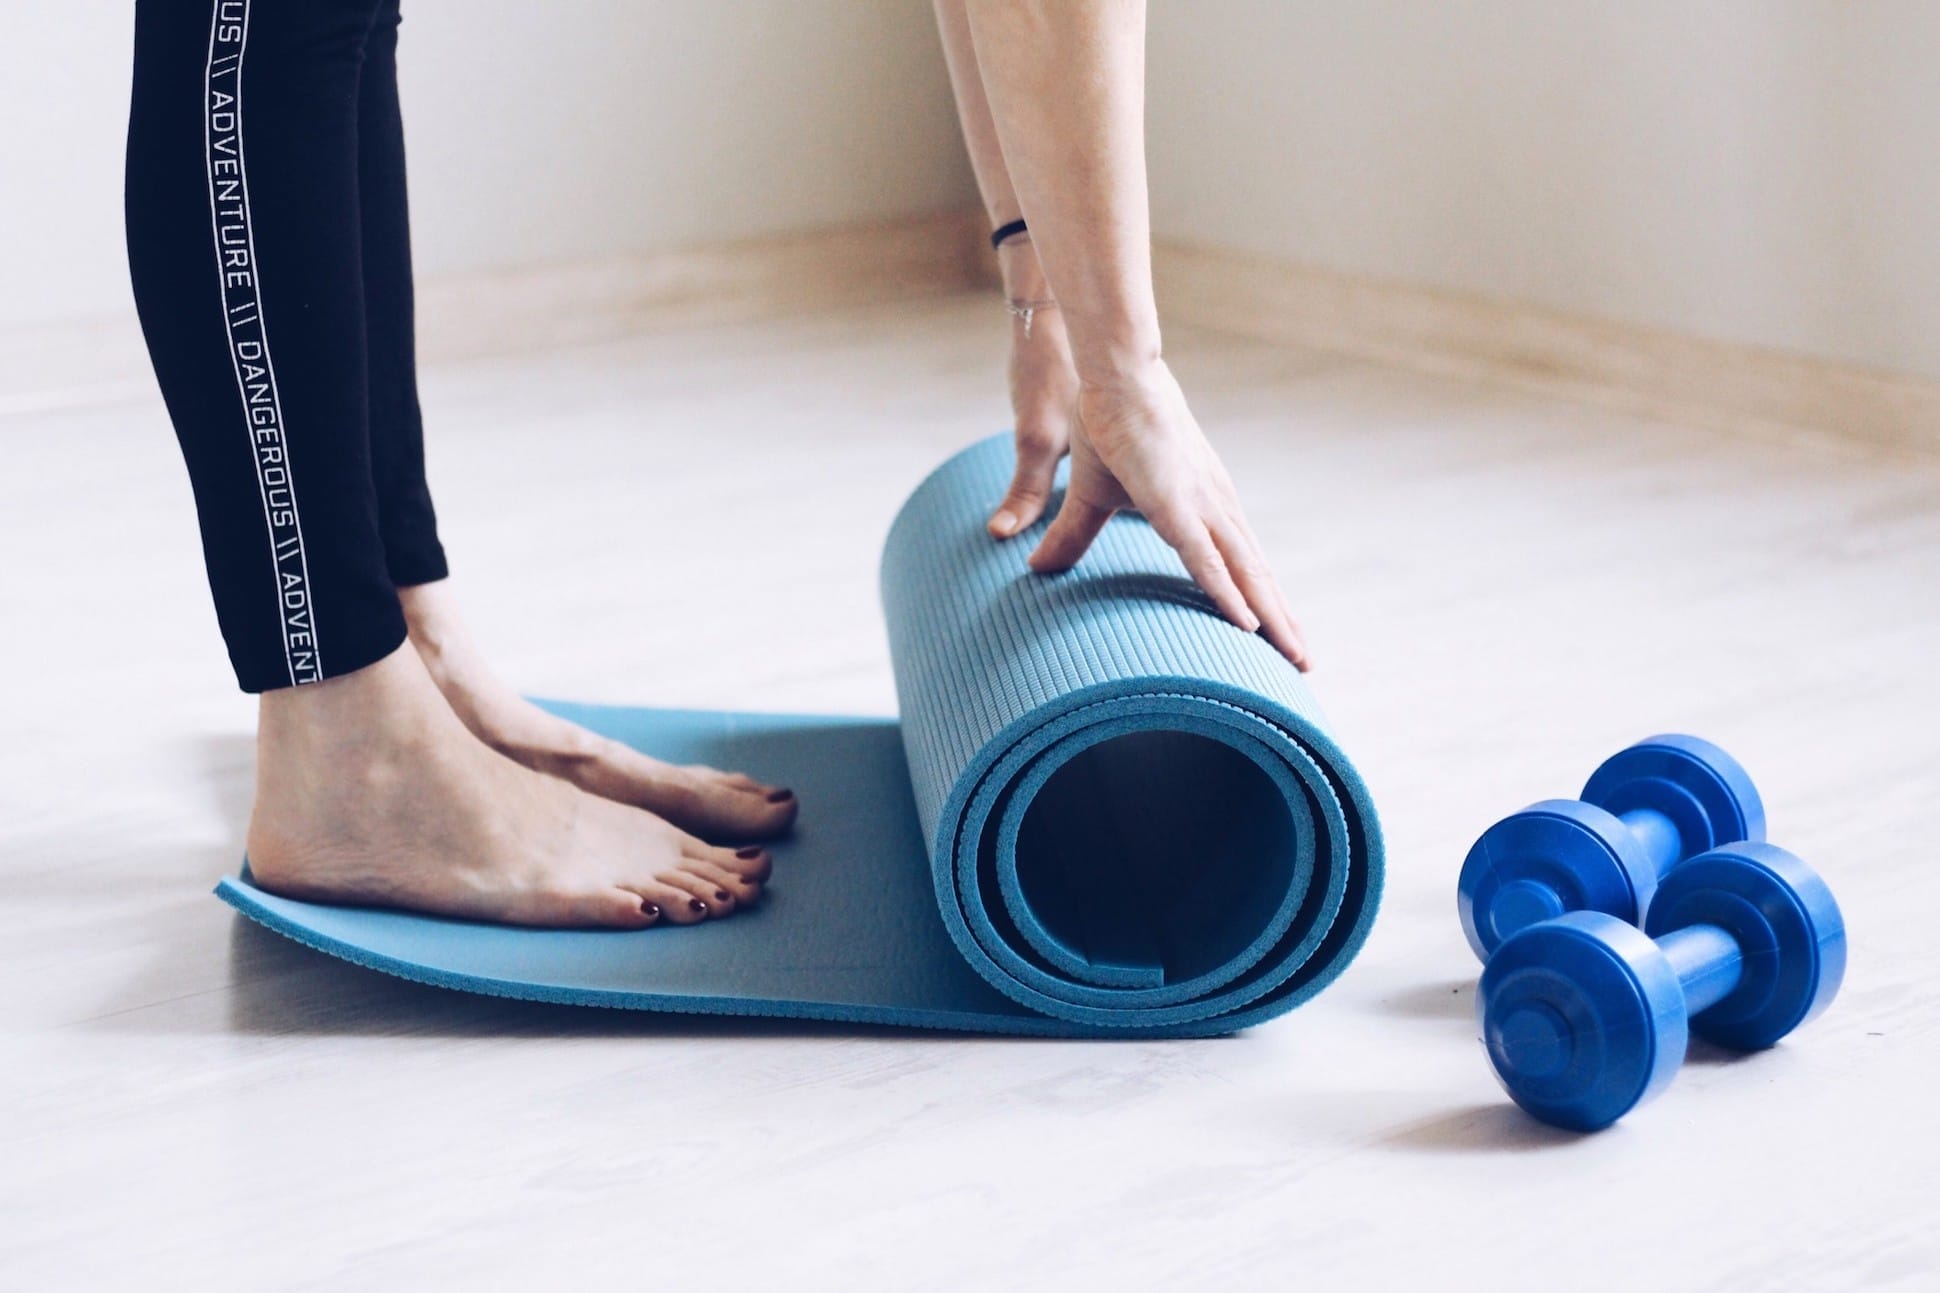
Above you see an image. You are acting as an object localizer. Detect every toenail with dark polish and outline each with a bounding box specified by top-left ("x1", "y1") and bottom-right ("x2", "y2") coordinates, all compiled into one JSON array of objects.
[
  {"x1": 737, "y1": 846, "x2": 765, "y2": 860},
  {"x1": 689, "y1": 898, "x2": 708, "y2": 913},
  {"x1": 714, "y1": 889, "x2": 731, "y2": 901},
  {"x1": 767, "y1": 788, "x2": 795, "y2": 803},
  {"x1": 642, "y1": 903, "x2": 661, "y2": 918}
]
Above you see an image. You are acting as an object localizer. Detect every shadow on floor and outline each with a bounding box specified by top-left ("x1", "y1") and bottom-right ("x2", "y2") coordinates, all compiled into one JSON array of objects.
[
  {"x1": 220, "y1": 917, "x2": 949, "y2": 1043},
  {"x1": 1376, "y1": 977, "x2": 1475, "y2": 1021},
  {"x1": 1684, "y1": 1035, "x2": 1768, "y2": 1068},
  {"x1": 1378, "y1": 1102, "x2": 1588, "y2": 1154}
]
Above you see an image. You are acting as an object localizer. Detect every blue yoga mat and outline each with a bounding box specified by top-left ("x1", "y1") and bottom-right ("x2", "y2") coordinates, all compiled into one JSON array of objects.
[{"x1": 219, "y1": 435, "x2": 1383, "y2": 1035}]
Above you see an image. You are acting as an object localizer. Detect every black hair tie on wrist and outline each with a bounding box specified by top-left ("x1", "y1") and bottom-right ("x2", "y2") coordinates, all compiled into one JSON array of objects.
[{"x1": 990, "y1": 218, "x2": 1029, "y2": 250}]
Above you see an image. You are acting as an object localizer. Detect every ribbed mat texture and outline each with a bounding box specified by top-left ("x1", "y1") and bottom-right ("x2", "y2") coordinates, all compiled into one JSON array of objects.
[
  {"x1": 217, "y1": 434, "x2": 1382, "y2": 1035},
  {"x1": 884, "y1": 435, "x2": 1382, "y2": 1029}
]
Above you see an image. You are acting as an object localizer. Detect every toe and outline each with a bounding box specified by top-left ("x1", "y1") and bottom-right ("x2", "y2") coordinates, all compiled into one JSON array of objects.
[
  {"x1": 684, "y1": 768, "x2": 798, "y2": 842},
  {"x1": 719, "y1": 843, "x2": 774, "y2": 882},
  {"x1": 628, "y1": 880, "x2": 706, "y2": 925},
  {"x1": 558, "y1": 887, "x2": 660, "y2": 929},
  {"x1": 671, "y1": 829, "x2": 774, "y2": 882},
  {"x1": 686, "y1": 856, "x2": 763, "y2": 905},
  {"x1": 695, "y1": 765, "x2": 779, "y2": 797},
  {"x1": 663, "y1": 869, "x2": 736, "y2": 918},
  {"x1": 754, "y1": 783, "x2": 799, "y2": 821},
  {"x1": 549, "y1": 744, "x2": 793, "y2": 841}
]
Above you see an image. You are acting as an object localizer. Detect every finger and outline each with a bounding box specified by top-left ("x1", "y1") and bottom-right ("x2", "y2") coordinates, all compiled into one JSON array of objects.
[
  {"x1": 1244, "y1": 519, "x2": 1312, "y2": 667},
  {"x1": 990, "y1": 429, "x2": 1067, "y2": 538},
  {"x1": 1211, "y1": 520, "x2": 1309, "y2": 668},
  {"x1": 1027, "y1": 493, "x2": 1115, "y2": 573},
  {"x1": 1266, "y1": 581, "x2": 1311, "y2": 670},
  {"x1": 1266, "y1": 566, "x2": 1312, "y2": 670},
  {"x1": 1178, "y1": 536, "x2": 1261, "y2": 637},
  {"x1": 1142, "y1": 509, "x2": 1259, "y2": 635}
]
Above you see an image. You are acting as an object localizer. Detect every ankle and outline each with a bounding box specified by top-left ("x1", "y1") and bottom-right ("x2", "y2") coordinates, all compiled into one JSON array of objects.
[
  {"x1": 256, "y1": 641, "x2": 444, "y2": 755},
  {"x1": 396, "y1": 581, "x2": 461, "y2": 665}
]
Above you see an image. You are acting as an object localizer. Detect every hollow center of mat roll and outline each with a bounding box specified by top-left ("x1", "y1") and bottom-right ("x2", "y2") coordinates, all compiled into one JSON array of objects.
[{"x1": 1010, "y1": 730, "x2": 1301, "y2": 985}]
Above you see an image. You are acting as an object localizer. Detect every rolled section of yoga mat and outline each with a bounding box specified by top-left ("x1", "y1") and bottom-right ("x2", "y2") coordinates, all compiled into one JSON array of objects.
[
  {"x1": 882, "y1": 434, "x2": 1382, "y2": 1030},
  {"x1": 216, "y1": 434, "x2": 1381, "y2": 1036}
]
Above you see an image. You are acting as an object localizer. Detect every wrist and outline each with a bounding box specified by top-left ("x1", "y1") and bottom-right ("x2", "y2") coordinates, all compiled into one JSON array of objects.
[
  {"x1": 1072, "y1": 334, "x2": 1166, "y2": 394},
  {"x1": 996, "y1": 239, "x2": 1051, "y2": 302}
]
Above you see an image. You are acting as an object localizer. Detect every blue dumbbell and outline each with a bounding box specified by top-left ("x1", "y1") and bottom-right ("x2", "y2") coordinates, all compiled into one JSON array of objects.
[
  {"x1": 1478, "y1": 841, "x2": 1845, "y2": 1131},
  {"x1": 1458, "y1": 734, "x2": 1765, "y2": 961}
]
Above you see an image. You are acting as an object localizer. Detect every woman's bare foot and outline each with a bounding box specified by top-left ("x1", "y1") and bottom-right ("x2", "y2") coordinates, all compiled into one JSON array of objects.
[
  {"x1": 395, "y1": 580, "x2": 797, "y2": 842},
  {"x1": 246, "y1": 643, "x2": 772, "y2": 928}
]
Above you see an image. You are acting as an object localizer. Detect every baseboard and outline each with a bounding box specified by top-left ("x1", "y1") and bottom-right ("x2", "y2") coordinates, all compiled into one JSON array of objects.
[
  {"x1": 1153, "y1": 242, "x2": 1940, "y2": 457},
  {"x1": 8, "y1": 211, "x2": 1932, "y2": 459},
  {"x1": 0, "y1": 209, "x2": 992, "y2": 419},
  {"x1": 410, "y1": 209, "x2": 993, "y2": 364}
]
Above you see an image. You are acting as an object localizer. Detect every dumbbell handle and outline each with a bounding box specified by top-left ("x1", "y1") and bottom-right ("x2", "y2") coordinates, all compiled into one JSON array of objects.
[
  {"x1": 1482, "y1": 804, "x2": 1686, "y2": 947},
  {"x1": 1658, "y1": 922, "x2": 1743, "y2": 1017},
  {"x1": 1619, "y1": 806, "x2": 1685, "y2": 884}
]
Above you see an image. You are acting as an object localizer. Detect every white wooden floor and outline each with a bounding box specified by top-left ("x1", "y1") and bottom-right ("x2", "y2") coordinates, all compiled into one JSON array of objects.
[{"x1": 2, "y1": 294, "x2": 1935, "y2": 1291}]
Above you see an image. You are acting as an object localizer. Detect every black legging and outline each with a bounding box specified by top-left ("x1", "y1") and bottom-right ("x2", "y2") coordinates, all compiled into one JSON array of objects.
[{"x1": 128, "y1": 0, "x2": 446, "y2": 693}]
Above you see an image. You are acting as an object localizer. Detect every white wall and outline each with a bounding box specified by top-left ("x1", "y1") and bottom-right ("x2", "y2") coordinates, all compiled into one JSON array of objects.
[
  {"x1": 1148, "y1": 1, "x2": 1940, "y2": 381},
  {"x1": 0, "y1": 0, "x2": 974, "y2": 329},
  {"x1": 13, "y1": 1, "x2": 1934, "y2": 384}
]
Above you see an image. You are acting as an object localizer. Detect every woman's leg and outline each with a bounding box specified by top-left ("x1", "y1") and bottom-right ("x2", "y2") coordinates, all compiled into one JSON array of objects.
[
  {"x1": 347, "y1": 1, "x2": 799, "y2": 840},
  {"x1": 125, "y1": 0, "x2": 770, "y2": 926},
  {"x1": 355, "y1": 0, "x2": 445, "y2": 590},
  {"x1": 127, "y1": 0, "x2": 405, "y2": 688}
]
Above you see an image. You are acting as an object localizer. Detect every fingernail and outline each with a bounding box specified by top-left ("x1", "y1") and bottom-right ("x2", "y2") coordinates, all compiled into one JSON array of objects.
[
  {"x1": 766, "y1": 788, "x2": 795, "y2": 804},
  {"x1": 642, "y1": 902, "x2": 660, "y2": 918},
  {"x1": 689, "y1": 898, "x2": 708, "y2": 913},
  {"x1": 991, "y1": 510, "x2": 1017, "y2": 536},
  {"x1": 737, "y1": 846, "x2": 765, "y2": 860},
  {"x1": 714, "y1": 889, "x2": 731, "y2": 901}
]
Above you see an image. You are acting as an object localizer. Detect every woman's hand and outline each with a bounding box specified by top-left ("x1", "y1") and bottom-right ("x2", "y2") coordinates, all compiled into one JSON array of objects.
[
  {"x1": 1026, "y1": 360, "x2": 1311, "y2": 670},
  {"x1": 936, "y1": 5, "x2": 1306, "y2": 669},
  {"x1": 979, "y1": 263, "x2": 1309, "y2": 671},
  {"x1": 987, "y1": 301, "x2": 1081, "y2": 540}
]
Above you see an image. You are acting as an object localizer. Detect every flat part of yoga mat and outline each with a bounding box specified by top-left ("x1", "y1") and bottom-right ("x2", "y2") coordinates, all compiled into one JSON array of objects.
[
  {"x1": 220, "y1": 704, "x2": 1094, "y2": 1034},
  {"x1": 218, "y1": 435, "x2": 1383, "y2": 1036}
]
